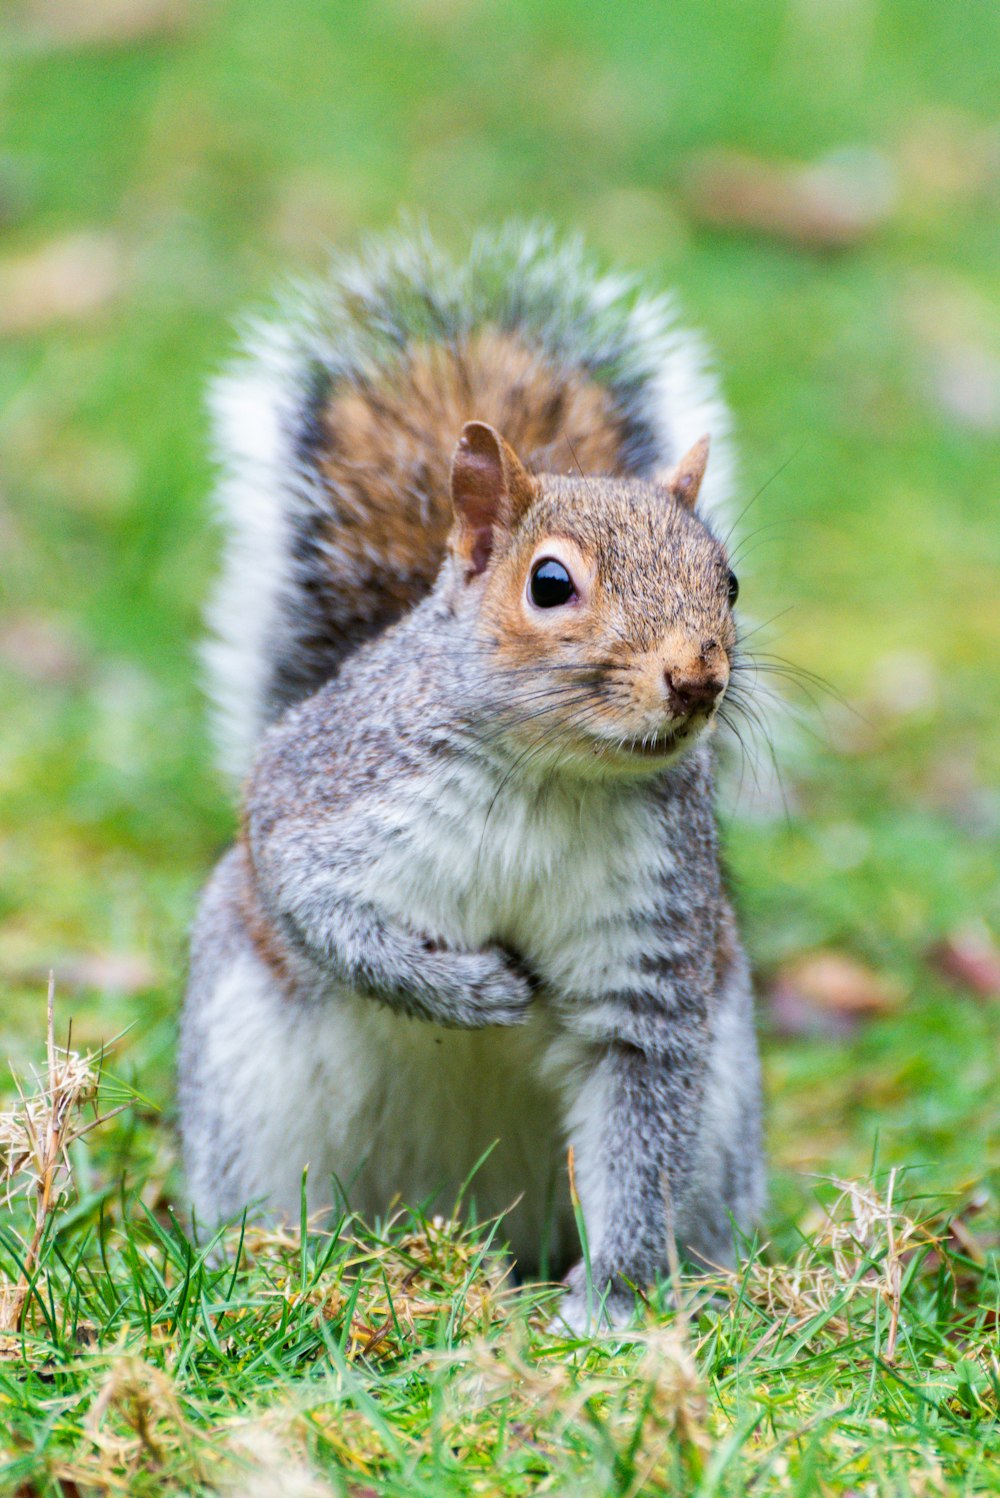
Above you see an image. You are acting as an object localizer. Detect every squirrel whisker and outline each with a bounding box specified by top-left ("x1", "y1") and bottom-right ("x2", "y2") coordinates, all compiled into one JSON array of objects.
[{"x1": 719, "y1": 446, "x2": 805, "y2": 553}]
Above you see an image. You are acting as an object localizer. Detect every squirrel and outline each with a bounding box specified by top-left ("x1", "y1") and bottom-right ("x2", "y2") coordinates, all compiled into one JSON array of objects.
[{"x1": 179, "y1": 224, "x2": 765, "y2": 1329}]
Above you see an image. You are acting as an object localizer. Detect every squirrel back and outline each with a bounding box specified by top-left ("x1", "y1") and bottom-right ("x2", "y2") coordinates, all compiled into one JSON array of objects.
[{"x1": 204, "y1": 224, "x2": 735, "y2": 777}]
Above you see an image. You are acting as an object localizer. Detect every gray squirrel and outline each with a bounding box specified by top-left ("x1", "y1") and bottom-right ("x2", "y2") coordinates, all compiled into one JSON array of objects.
[{"x1": 179, "y1": 225, "x2": 764, "y2": 1328}]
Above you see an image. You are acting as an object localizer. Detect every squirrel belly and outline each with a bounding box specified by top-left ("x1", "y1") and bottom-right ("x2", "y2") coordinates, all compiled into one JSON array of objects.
[
  {"x1": 181, "y1": 224, "x2": 765, "y2": 1324},
  {"x1": 179, "y1": 845, "x2": 577, "y2": 1269}
]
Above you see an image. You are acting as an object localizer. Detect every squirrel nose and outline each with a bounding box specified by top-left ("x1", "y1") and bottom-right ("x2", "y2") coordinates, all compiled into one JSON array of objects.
[{"x1": 663, "y1": 666, "x2": 726, "y2": 715}]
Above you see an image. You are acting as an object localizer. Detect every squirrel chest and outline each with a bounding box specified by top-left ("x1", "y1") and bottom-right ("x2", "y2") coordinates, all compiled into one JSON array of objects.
[{"x1": 349, "y1": 756, "x2": 672, "y2": 994}]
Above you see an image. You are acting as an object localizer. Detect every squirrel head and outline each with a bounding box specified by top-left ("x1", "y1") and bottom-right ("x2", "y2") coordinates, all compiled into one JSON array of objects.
[{"x1": 447, "y1": 420, "x2": 739, "y2": 776}]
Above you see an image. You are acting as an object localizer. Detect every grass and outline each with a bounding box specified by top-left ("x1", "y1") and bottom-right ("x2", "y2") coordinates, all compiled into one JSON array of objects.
[
  {"x1": 1, "y1": 0, "x2": 998, "y2": 1492},
  {"x1": 1, "y1": 1034, "x2": 996, "y2": 1495}
]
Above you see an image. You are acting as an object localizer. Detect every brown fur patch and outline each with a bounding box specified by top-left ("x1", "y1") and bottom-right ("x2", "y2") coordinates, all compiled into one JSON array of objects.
[
  {"x1": 714, "y1": 903, "x2": 739, "y2": 989},
  {"x1": 235, "y1": 834, "x2": 293, "y2": 987},
  {"x1": 315, "y1": 330, "x2": 629, "y2": 615}
]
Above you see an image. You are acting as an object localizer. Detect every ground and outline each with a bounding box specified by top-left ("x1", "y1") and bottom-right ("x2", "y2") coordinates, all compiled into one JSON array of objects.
[{"x1": 0, "y1": 1, "x2": 997, "y2": 1493}]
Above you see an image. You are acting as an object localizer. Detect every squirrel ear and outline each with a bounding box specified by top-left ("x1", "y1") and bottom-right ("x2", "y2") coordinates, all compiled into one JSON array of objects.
[
  {"x1": 449, "y1": 421, "x2": 537, "y2": 577},
  {"x1": 657, "y1": 434, "x2": 710, "y2": 512}
]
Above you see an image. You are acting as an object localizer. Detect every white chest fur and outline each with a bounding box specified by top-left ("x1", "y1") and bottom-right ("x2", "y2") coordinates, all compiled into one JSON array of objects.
[
  {"x1": 211, "y1": 761, "x2": 679, "y2": 1255},
  {"x1": 354, "y1": 757, "x2": 668, "y2": 995}
]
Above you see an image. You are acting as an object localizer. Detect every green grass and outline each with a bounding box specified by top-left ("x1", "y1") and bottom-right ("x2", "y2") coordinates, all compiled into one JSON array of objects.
[
  {"x1": 1, "y1": 0, "x2": 998, "y2": 1492},
  {"x1": 1, "y1": 1047, "x2": 997, "y2": 1495}
]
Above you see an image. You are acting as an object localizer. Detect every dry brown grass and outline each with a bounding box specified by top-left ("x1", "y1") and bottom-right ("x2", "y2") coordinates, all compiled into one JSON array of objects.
[
  {"x1": 0, "y1": 975, "x2": 127, "y2": 1339},
  {"x1": 720, "y1": 1170, "x2": 943, "y2": 1365}
]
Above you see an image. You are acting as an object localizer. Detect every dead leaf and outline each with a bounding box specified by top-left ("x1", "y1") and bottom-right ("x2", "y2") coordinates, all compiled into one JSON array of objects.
[
  {"x1": 11, "y1": 953, "x2": 158, "y2": 996},
  {"x1": 19, "y1": 0, "x2": 191, "y2": 47},
  {"x1": 768, "y1": 952, "x2": 905, "y2": 1038},
  {"x1": 388, "y1": 0, "x2": 488, "y2": 30},
  {"x1": 0, "y1": 233, "x2": 123, "y2": 337},
  {"x1": 928, "y1": 925, "x2": 1000, "y2": 999},
  {"x1": 681, "y1": 146, "x2": 896, "y2": 249},
  {"x1": 0, "y1": 615, "x2": 88, "y2": 685}
]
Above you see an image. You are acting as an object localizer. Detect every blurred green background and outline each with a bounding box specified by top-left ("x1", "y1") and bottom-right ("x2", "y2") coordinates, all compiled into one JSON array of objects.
[{"x1": 1, "y1": 0, "x2": 998, "y2": 1213}]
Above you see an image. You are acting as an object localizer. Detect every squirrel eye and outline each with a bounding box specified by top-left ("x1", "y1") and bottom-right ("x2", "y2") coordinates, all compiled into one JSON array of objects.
[
  {"x1": 727, "y1": 569, "x2": 739, "y2": 606},
  {"x1": 529, "y1": 558, "x2": 576, "y2": 608}
]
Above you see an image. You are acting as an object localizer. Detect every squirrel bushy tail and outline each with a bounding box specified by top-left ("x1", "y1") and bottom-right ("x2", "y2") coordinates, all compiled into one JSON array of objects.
[{"x1": 204, "y1": 223, "x2": 735, "y2": 777}]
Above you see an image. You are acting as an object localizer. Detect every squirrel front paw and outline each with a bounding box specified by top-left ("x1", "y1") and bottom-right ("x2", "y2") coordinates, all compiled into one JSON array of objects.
[
  {"x1": 421, "y1": 942, "x2": 535, "y2": 1028},
  {"x1": 555, "y1": 1261, "x2": 643, "y2": 1335}
]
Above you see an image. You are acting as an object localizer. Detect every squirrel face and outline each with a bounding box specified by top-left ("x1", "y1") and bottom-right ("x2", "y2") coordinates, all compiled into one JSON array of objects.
[{"x1": 448, "y1": 422, "x2": 739, "y2": 775}]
